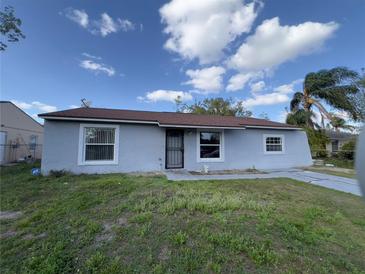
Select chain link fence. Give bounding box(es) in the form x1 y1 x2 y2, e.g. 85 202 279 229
0 144 42 164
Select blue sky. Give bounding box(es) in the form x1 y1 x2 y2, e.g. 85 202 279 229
1 0 364 123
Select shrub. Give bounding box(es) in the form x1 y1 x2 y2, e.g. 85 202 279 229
338 140 356 160
49 169 70 177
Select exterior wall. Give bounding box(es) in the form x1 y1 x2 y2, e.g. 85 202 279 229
0 102 43 164
325 138 353 153
42 120 312 174
184 128 312 171
41 120 165 174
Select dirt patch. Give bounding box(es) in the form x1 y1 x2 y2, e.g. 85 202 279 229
158 246 170 261
95 222 115 245
117 217 128 226
0 211 23 220
0 230 17 239
22 232 47 240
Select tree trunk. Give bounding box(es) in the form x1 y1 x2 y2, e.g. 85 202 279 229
303 88 314 128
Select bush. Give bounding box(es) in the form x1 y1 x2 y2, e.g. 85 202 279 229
49 169 70 177
338 140 356 160
305 128 329 158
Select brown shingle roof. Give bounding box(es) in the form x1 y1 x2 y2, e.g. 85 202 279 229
38 107 300 129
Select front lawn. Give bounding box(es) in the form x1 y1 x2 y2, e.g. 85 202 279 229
1 164 365 273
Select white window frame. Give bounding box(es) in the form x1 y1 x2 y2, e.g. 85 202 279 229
78 123 119 165
263 134 285 154
197 129 224 162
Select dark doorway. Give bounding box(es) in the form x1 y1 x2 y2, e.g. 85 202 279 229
166 130 184 169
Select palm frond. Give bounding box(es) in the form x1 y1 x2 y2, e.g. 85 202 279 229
289 92 304 111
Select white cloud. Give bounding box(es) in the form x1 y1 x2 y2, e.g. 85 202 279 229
241 78 304 108
228 17 339 71
242 92 290 108
160 0 261 64
276 110 288 123
63 8 135 37
11 100 32 110
250 81 265 93
94 13 135 37
226 71 263 92
64 8 89 28
80 60 115 76
81 52 101 60
273 79 303 94
138 90 193 103
31 101 58 112
184 66 226 93
11 100 57 113
69 105 80 109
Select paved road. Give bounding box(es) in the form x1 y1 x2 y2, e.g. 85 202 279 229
164 169 362 196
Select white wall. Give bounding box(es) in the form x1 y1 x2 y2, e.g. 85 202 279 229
41 120 312 174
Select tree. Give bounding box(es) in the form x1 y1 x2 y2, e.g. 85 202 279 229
288 67 361 129
0 6 25 51
178 97 252 117
329 116 354 132
349 69 365 121
286 109 318 128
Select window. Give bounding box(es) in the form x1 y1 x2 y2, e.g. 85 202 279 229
29 135 37 150
78 124 119 165
264 134 284 154
197 131 224 162
331 140 339 152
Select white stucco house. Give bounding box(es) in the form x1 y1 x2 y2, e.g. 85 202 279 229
38 107 312 174
325 130 356 154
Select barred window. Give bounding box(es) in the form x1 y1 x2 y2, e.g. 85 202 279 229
264 135 284 153
79 125 119 165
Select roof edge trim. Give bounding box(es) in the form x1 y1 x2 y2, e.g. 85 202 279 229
245 125 302 130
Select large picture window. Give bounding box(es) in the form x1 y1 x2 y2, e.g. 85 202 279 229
197 131 224 162
78 124 119 165
263 134 284 154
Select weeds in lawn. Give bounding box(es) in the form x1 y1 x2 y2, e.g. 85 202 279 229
170 231 188 246
130 211 153 223
138 222 152 237
1 164 365 273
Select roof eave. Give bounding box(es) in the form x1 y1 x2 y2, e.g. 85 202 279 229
245 125 302 130
39 116 299 130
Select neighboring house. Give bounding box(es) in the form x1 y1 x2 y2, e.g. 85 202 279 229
39 107 312 174
325 130 356 154
0 101 43 164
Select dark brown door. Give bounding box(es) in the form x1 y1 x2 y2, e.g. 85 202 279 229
166 130 184 169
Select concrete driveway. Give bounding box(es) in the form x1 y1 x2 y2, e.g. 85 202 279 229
164 169 362 196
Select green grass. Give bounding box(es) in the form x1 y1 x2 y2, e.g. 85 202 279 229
306 168 357 179
1 163 365 273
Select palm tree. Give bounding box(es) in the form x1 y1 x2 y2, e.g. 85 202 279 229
288 67 360 129
329 116 354 132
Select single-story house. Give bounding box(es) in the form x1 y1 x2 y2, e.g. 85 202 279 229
0 101 43 164
325 130 356 154
38 107 312 174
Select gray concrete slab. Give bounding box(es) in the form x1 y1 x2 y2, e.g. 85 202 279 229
164 169 362 196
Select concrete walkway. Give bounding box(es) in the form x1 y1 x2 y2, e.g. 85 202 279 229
164 169 362 196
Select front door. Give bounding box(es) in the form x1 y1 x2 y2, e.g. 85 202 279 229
166 130 184 169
